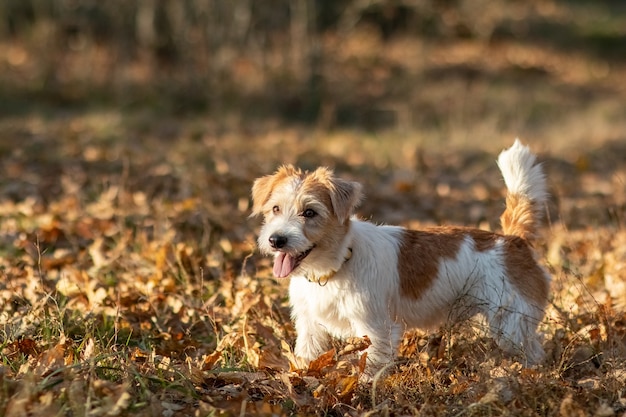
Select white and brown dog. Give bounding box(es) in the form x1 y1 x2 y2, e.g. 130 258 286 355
251 140 550 373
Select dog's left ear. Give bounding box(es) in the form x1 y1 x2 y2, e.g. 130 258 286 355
328 177 363 224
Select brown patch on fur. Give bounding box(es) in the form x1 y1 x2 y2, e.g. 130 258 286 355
298 173 343 242
307 168 362 223
503 236 550 306
501 193 537 240
466 229 500 252
398 227 522 299
296 167 362 252
398 227 465 300
399 226 548 306
300 174 334 210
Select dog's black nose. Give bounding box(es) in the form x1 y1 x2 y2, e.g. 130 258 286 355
269 234 287 249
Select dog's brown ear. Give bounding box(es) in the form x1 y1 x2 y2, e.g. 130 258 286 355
251 175 274 216
251 165 301 216
329 177 363 224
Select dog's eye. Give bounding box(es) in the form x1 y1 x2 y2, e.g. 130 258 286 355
272 205 280 214
302 208 317 218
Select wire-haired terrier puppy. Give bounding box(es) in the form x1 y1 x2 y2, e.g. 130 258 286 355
251 140 550 374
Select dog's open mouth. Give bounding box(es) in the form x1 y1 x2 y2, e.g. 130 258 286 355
273 246 315 278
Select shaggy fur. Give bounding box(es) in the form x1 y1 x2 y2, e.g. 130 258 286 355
251 140 550 373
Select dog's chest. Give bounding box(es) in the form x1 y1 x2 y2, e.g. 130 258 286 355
289 278 355 335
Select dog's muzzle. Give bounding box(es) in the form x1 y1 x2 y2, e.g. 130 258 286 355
269 233 315 278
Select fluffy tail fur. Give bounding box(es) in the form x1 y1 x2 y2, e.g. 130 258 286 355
497 139 548 240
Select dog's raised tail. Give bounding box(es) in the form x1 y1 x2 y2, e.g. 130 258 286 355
497 139 548 241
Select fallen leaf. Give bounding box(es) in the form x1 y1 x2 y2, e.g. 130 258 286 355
307 349 336 376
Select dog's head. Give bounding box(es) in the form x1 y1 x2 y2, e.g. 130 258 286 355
251 165 362 278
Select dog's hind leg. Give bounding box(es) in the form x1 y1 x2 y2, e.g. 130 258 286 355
486 299 545 366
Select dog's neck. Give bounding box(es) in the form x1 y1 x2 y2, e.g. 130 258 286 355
305 246 352 286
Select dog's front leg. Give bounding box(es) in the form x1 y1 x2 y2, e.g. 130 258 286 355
293 315 331 363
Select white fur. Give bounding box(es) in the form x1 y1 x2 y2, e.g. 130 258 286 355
497 139 547 205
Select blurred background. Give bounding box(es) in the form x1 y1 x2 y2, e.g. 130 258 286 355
1 0 625 151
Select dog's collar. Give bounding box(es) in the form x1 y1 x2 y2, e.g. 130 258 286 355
305 247 352 286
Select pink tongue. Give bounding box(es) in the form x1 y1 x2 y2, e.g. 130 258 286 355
273 252 296 278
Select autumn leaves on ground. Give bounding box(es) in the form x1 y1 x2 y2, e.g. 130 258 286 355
2 2 626 416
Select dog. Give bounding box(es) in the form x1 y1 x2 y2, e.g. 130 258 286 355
251 140 550 373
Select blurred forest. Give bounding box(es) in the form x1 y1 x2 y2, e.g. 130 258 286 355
1 0 625 139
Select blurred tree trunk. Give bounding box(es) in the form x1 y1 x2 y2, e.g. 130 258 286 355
0 1 6 36
290 0 309 81
136 0 156 51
